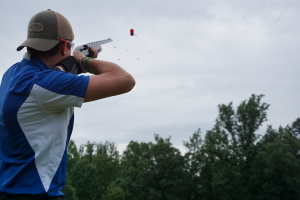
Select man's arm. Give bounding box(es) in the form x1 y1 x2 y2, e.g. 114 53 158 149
73 49 135 103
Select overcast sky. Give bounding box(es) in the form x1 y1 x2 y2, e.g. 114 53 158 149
0 0 299 154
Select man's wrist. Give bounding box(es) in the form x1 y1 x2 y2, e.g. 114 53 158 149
83 57 93 73
73 50 85 64
79 56 87 73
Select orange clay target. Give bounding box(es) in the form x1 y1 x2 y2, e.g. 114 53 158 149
130 29 134 36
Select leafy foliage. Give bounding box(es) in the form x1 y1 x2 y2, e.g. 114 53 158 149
62 94 300 200
102 183 125 200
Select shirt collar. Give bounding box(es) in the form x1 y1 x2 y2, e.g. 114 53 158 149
22 52 51 71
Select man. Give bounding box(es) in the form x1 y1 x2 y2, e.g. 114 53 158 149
0 9 135 199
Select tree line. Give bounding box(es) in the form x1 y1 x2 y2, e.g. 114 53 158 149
62 94 300 200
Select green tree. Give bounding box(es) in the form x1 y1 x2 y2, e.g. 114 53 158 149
289 117 300 139
67 140 80 173
78 144 84 158
102 183 125 200
215 94 269 199
64 140 80 200
183 128 206 200
117 135 187 200
62 173 77 200
250 122 300 200
70 158 105 200
93 141 122 188
184 94 270 199
84 141 95 163
204 119 242 200
64 94 300 199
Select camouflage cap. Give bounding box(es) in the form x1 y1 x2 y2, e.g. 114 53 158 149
17 9 74 51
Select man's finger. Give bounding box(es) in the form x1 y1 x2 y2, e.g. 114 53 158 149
90 47 98 58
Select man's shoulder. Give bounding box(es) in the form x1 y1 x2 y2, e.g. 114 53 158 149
1 61 36 91
2 54 89 99
3 57 41 79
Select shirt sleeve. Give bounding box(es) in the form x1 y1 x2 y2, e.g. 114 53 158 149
34 70 90 113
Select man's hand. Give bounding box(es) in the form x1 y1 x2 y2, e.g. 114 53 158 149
89 47 98 59
54 43 100 74
73 47 98 62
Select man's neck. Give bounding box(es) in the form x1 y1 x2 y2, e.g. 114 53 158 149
41 58 57 70
34 54 64 70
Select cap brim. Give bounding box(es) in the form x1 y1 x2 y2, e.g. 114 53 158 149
17 38 60 51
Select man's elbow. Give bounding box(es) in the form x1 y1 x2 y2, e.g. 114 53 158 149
125 74 136 92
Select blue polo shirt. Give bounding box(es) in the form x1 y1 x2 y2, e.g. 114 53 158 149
0 53 89 198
